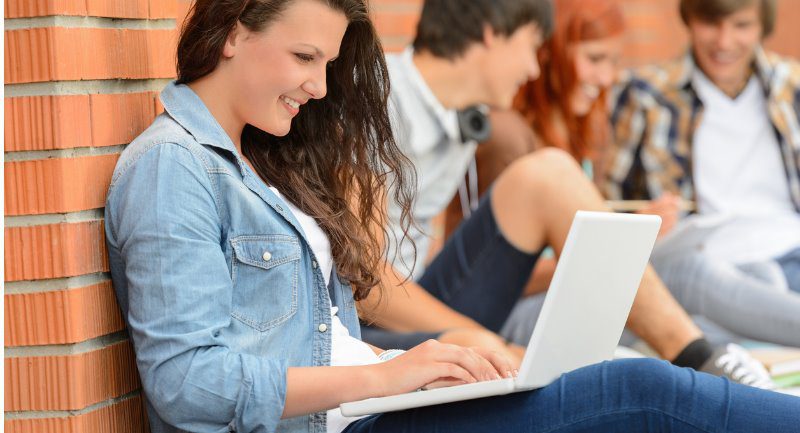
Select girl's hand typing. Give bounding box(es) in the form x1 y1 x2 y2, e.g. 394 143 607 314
369 339 515 397
437 327 524 368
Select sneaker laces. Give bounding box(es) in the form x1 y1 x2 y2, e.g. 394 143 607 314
714 344 775 389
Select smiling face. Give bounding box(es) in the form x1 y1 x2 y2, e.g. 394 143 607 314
480 23 544 109
222 0 349 136
569 35 623 116
687 3 762 96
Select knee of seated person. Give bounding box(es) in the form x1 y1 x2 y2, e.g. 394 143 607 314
605 358 679 392
651 250 710 277
484 110 535 152
478 129 531 164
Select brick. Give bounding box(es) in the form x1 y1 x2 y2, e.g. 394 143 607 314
4 221 109 282
90 92 159 150
86 0 148 19
5 281 124 346
4 0 86 18
622 40 686 67
4 28 176 84
4 154 119 216
176 0 192 23
623 14 679 33
5 341 141 411
149 0 177 19
380 37 412 53
5 395 146 433
372 11 419 39
4 0 175 19
4 27 63 84
5 92 158 151
4 95 91 151
766 0 800 59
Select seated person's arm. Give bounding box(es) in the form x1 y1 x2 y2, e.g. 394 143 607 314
359 261 526 366
359 174 526 365
357 184 483 333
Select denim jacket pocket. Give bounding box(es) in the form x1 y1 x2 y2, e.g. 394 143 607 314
230 234 300 331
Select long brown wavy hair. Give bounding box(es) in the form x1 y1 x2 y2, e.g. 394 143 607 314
515 0 624 166
176 0 416 301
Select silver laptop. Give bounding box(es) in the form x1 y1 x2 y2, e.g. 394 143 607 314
340 211 661 416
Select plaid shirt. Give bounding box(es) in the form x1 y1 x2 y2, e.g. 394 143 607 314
605 47 800 213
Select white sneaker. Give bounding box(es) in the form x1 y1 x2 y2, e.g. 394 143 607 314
699 343 775 390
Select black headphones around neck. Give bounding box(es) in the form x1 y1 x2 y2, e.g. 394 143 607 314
457 105 491 144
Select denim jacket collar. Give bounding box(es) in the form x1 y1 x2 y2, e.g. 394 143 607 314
160 81 239 155
160 81 312 243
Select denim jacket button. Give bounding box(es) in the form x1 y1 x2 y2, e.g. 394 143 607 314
312 260 318 269
262 251 272 261
318 323 328 333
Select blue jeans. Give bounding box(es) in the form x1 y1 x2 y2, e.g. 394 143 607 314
343 358 800 433
361 190 540 349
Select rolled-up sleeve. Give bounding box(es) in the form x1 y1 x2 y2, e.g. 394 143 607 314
106 143 287 432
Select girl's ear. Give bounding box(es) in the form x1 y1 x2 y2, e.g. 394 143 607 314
222 22 243 58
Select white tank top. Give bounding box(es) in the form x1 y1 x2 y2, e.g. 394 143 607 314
268 188 380 433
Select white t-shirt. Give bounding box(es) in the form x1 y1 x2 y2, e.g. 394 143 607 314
385 47 479 280
691 70 800 264
268 188 380 433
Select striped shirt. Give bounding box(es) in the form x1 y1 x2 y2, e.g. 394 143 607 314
605 47 800 213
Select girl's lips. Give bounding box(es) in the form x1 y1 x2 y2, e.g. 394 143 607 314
582 84 600 100
281 97 300 116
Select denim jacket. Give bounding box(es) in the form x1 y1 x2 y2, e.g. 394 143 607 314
105 82 360 433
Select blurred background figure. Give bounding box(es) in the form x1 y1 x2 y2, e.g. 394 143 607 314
360 0 757 386
606 0 800 348
444 0 800 354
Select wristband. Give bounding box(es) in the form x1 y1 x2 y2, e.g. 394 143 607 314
377 349 406 362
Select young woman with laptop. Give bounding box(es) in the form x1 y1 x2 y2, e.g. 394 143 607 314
105 0 800 432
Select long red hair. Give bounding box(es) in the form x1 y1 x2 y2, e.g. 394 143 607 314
514 0 625 164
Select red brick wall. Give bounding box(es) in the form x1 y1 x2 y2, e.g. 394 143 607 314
4 1 177 431
4 0 799 430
